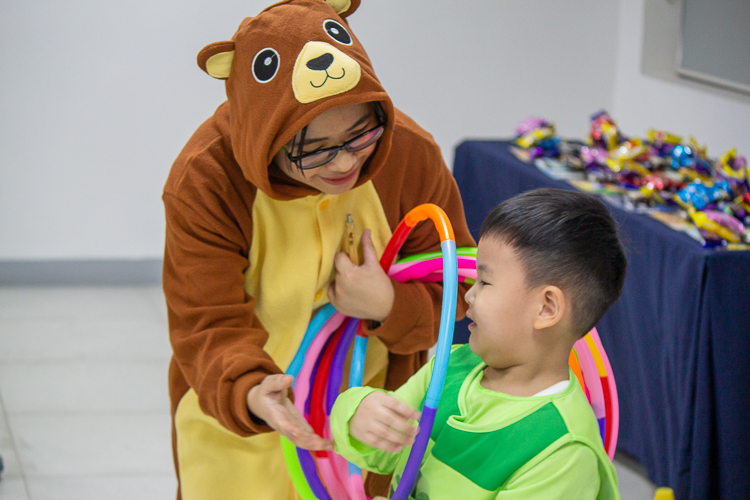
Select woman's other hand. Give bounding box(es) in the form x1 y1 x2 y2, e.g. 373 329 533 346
329 229 394 322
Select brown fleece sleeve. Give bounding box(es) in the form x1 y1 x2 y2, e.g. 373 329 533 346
366 113 475 354
163 191 280 437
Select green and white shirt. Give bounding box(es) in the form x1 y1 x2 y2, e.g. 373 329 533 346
331 344 620 500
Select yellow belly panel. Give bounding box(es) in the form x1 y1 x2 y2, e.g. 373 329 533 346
245 180 392 377
174 181 394 497
175 388 298 500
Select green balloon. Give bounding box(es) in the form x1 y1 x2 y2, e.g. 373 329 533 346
280 436 317 500
396 246 476 264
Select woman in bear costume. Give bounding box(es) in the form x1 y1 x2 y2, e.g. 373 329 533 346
163 1 474 498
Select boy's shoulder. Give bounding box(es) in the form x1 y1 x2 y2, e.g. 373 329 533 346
550 374 605 445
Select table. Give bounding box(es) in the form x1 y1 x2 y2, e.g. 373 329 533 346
451 140 750 500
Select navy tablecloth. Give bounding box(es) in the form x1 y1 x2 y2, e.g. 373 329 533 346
451 140 750 500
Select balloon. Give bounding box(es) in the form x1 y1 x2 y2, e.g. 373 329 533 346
282 203 621 498
282 204 459 500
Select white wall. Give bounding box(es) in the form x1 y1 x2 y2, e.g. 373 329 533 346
0 0 620 261
612 0 750 156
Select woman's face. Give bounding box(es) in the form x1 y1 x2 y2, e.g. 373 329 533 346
273 103 381 195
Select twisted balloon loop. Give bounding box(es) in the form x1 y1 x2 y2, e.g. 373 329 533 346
282 203 618 499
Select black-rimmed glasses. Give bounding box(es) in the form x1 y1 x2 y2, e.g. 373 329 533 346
282 122 385 170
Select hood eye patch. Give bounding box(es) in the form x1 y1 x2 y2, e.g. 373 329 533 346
252 48 280 83
323 19 352 45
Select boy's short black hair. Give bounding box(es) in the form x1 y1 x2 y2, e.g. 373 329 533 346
480 188 628 337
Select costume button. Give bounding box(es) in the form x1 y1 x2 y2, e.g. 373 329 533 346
314 289 324 301
319 199 330 210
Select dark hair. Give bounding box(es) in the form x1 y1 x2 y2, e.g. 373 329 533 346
480 188 627 337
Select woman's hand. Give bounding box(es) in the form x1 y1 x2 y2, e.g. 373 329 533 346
348 392 420 453
328 229 394 322
246 374 333 451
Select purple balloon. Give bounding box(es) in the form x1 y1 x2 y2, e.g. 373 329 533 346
326 318 360 413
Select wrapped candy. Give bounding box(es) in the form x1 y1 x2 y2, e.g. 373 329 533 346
589 111 622 150
689 209 741 243
716 148 749 190
704 209 745 236
515 117 548 137
671 144 694 169
642 173 685 193
513 114 748 249
529 137 562 159
580 146 609 167
648 129 682 155
672 138 713 178
514 117 561 157
738 193 750 213
676 179 732 211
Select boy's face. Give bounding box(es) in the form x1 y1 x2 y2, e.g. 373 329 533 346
465 237 541 369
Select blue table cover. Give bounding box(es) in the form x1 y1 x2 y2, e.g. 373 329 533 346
451 140 750 500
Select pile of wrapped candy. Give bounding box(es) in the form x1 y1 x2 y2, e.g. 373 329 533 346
514 112 750 250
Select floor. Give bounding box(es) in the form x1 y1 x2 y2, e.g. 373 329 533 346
0 286 658 499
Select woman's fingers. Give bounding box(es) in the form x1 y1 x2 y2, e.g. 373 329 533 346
360 229 378 267
282 400 333 451
262 374 294 395
264 400 300 436
267 405 332 450
247 374 332 450
293 431 334 451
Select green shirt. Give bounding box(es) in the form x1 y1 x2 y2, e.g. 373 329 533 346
331 344 620 500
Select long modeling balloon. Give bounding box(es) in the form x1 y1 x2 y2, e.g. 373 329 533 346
586 328 619 459
284 203 459 500
575 337 606 436
388 205 458 500
570 328 620 460
283 203 619 498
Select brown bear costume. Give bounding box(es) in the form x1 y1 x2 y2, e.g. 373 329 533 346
162 1 474 498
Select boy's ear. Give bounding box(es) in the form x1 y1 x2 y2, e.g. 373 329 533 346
197 41 236 79
324 0 361 18
534 285 565 330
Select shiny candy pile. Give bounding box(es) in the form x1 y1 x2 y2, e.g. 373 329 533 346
514 112 750 249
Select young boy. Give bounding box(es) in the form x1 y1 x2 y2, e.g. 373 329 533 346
331 188 627 499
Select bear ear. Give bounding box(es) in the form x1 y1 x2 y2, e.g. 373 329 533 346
197 41 236 79
324 0 360 18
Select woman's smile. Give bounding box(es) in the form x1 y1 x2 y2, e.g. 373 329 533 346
319 165 361 185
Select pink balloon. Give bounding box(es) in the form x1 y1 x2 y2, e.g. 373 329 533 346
312 422 349 500
388 257 476 276
389 257 476 282
294 312 345 413
574 337 606 420
324 423 357 498
588 328 619 460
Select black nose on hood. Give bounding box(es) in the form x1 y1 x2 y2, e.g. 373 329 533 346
306 53 334 71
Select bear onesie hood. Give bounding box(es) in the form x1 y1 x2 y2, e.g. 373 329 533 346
197 0 393 200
